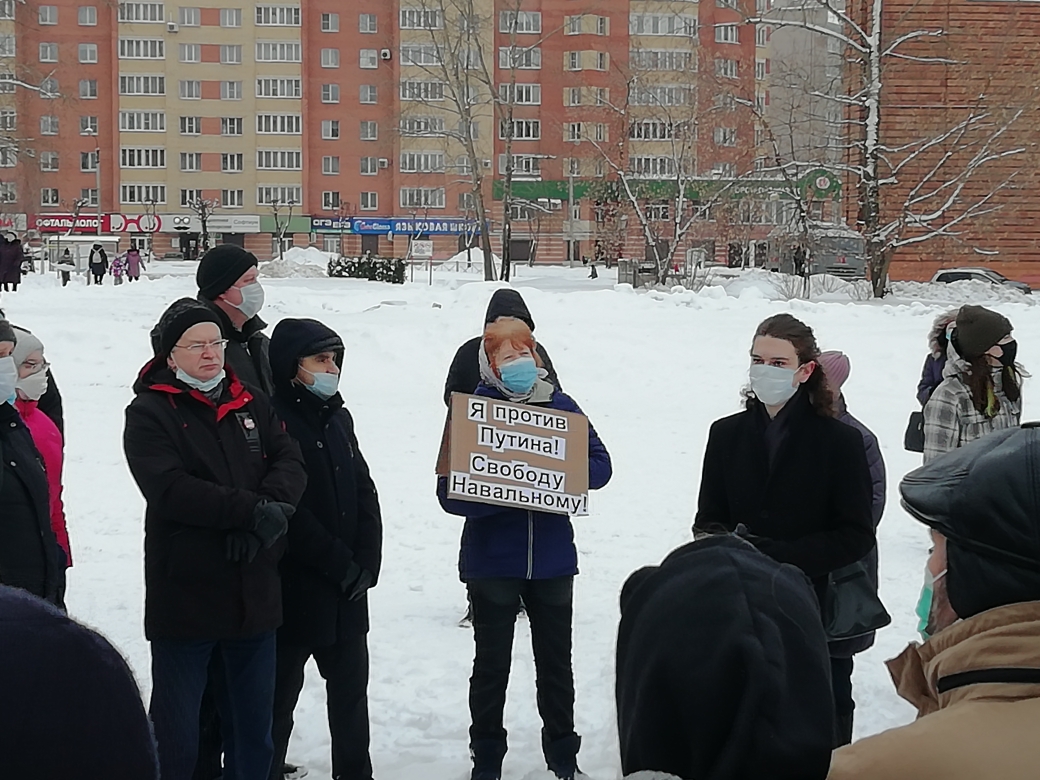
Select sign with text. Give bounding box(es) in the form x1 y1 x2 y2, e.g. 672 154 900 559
439 393 589 516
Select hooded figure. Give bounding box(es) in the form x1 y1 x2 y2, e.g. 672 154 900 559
917 309 959 406
268 318 383 780
0 233 21 291
88 243 108 284
617 536 835 780
442 289 561 406
829 425 1040 780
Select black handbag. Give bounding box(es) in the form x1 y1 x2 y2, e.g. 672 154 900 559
823 561 891 641
904 411 925 453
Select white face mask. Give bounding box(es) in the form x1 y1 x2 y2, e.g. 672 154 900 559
0 356 16 405
749 363 800 407
231 282 265 319
16 368 48 401
176 367 225 393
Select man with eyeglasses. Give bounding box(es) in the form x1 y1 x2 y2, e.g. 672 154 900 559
124 298 306 780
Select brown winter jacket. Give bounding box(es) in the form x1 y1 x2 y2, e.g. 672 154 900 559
827 602 1040 780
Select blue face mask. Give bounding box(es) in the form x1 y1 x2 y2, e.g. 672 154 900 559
498 357 538 394
915 566 948 642
302 367 340 400
176 367 225 393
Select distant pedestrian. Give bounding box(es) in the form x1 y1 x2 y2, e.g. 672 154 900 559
126 247 145 282
56 248 75 287
88 243 108 285
917 309 959 406
0 233 22 292
111 253 127 286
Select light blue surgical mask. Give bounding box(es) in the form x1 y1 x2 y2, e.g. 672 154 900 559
302 367 340 400
499 357 538 394
0 356 17 406
176 367 225 393
915 566 948 642
749 363 800 407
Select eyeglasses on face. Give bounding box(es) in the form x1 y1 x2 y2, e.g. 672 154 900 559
173 339 228 354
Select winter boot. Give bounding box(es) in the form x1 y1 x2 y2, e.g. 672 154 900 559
470 738 507 780
543 732 582 780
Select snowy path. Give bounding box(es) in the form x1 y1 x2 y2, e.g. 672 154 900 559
4 269 1038 780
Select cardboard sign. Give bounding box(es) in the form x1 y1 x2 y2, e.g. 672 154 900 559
437 393 590 516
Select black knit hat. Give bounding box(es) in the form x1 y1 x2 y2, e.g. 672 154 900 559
0 318 15 345
155 298 223 357
901 426 1040 619
195 244 258 300
953 305 1012 361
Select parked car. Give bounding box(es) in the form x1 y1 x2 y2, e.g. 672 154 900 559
160 251 185 261
931 267 1032 294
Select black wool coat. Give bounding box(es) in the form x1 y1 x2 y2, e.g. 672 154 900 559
123 363 306 641
271 386 383 645
695 392 875 600
0 403 64 603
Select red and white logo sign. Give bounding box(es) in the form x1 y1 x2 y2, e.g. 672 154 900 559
29 214 110 233
108 213 161 233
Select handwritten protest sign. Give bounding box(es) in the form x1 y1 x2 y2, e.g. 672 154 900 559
437 393 590 516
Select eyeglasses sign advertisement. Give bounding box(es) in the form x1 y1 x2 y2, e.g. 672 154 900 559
437 393 590 516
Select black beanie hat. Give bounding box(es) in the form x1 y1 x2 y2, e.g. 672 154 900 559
953 305 1012 361
0 318 15 345
156 298 223 357
196 244 258 300
901 426 1040 619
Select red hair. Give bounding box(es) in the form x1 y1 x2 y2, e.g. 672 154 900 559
483 317 542 373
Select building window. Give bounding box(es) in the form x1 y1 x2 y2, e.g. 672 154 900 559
121 111 166 131
629 14 697 36
714 126 737 146
80 188 98 206
119 38 165 59
360 49 378 68
256 113 301 134
221 81 242 100
221 45 242 64
41 188 60 206
399 8 441 29
222 189 244 207
360 121 377 140
179 115 200 134
715 24 739 44
40 78 59 98
360 156 378 175
0 0 11 18
78 5 97 24
359 13 376 32
597 52 608 70
500 119 540 140
756 59 767 80
0 110 14 131
255 41 302 62
400 116 445 136
399 151 444 173
179 43 200 63
40 115 59 135
360 85 376 104
0 147 15 167
497 154 541 177
458 192 474 211
39 43 57 62
179 80 201 99
499 11 540 33
80 116 98 134
180 189 203 206
321 12 338 31
629 156 676 177
119 75 165 95
79 43 98 63
118 3 163 22
715 58 739 79
179 6 200 25
717 0 737 7
80 151 99 171
756 25 769 46
399 187 445 209
400 80 445 101
322 119 340 139
322 84 340 103
499 47 541 69
255 5 301 26
39 5 58 24
257 185 300 204
360 191 377 210
120 147 166 168
565 122 581 143
255 77 301 98
221 152 244 171
322 156 340 175
220 7 241 26
0 183 16 203
221 117 243 136
322 191 340 209
40 152 60 172
499 83 541 105
256 149 302 170
180 152 202 171
321 48 340 68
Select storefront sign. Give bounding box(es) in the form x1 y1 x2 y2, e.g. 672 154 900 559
30 214 110 233
108 213 263 234
310 217 355 233
349 217 477 235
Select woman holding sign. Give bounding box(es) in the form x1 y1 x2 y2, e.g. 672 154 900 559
437 317 612 780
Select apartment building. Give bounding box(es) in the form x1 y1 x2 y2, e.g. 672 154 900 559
3 0 767 262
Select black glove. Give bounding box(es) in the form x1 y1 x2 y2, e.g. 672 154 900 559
251 501 295 548
348 569 375 602
226 531 262 563
340 561 363 594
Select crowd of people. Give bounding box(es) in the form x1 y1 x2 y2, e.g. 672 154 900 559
0 249 1038 780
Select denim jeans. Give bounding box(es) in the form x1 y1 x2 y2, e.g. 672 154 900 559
150 631 276 780
466 576 576 745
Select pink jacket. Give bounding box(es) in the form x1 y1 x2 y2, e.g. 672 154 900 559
15 398 71 566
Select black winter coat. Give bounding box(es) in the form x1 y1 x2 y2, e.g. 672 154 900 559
37 368 63 435
271 387 382 644
123 362 306 641
0 403 64 602
88 248 108 274
695 392 875 601
196 296 275 397
442 289 560 406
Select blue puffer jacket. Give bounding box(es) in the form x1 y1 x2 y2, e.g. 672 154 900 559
438 383 612 581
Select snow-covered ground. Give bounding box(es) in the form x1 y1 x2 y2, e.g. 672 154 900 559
3 264 1038 780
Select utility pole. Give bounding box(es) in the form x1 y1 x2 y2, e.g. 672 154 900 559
567 169 575 267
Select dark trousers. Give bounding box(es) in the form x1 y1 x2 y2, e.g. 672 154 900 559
271 633 372 780
92 273 104 285
467 576 576 746
60 271 70 286
830 656 855 747
1 282 16 291
192 655 225 780
150 631 276 780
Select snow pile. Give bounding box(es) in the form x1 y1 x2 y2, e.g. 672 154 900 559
282 246 335 266
889 278 1035 305
438 248 502 271
259 257 327 279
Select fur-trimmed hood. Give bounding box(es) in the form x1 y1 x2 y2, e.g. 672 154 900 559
928 309 961 359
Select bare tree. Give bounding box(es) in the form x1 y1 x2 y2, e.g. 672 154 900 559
749 0 1037 297
269 199 296 262
185 196 221 252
